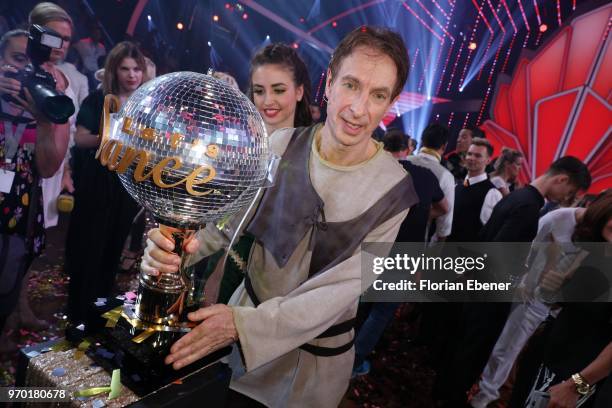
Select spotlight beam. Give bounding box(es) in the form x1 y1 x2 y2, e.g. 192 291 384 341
401 1 443 42
240 0 333 54
413 0 455 41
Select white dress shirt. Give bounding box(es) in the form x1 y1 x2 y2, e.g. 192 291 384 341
464 173 503 224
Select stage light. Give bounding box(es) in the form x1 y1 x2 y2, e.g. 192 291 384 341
147 15 151 21
501 33 518 73
292 42 299 49
468 42 477 50
448 112 455 128
207 41 212 47
539 24 548 32
447 41 465 92
299 17 305 23
177 22 184 30
517 0 529 30
213 15 219 22
332 21 337 28
266 35 270 40
242 13 248 20
534 0 542 25
225 3 231 9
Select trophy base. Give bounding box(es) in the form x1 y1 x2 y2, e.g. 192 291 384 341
74 298 232 397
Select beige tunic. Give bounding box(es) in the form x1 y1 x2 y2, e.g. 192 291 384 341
192 126 409 407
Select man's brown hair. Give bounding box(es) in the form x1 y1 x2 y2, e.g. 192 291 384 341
471 137 494 157
328 26 409 100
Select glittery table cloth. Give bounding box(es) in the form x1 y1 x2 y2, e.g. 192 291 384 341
25 347 138 407
20 337 232 408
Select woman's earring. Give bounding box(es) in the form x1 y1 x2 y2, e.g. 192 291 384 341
323 95 329 104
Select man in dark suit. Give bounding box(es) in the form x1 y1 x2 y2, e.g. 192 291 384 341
447 138 501 242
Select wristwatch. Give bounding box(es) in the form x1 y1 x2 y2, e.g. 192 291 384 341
571 373 591 396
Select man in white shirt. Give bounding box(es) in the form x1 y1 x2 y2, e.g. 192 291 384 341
406 123 455 241
447 137 502 242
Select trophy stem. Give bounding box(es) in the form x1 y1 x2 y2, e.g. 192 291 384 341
135 224 204 326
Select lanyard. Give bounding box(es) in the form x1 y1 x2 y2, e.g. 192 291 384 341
2 120 27 163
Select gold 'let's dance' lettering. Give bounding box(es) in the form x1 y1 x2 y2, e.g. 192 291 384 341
97 94 217 195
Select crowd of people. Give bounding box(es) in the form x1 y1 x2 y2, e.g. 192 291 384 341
0 2 610 408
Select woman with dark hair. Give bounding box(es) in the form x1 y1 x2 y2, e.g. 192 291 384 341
203 44 314 305
248 43 313 133
572 190 612 243
64 41 146 326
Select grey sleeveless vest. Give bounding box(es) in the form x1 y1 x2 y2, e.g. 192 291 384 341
244 125 418 356
246 125 418 279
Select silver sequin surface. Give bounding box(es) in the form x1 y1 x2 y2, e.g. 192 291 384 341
107 72 269 228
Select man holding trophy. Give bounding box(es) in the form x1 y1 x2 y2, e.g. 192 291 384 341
141 26 417 407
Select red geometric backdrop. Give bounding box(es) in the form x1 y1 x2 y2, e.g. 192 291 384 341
482 3 611 194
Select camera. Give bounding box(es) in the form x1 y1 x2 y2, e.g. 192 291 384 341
1 24 74 124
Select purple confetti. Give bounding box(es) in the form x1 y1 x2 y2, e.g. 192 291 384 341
52 367 66 377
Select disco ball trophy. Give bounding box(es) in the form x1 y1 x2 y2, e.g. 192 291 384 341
92 72 270 394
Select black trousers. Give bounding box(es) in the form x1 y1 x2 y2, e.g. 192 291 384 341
434 301 512 405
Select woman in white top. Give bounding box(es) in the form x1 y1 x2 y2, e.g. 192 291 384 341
489 147 523 196
28 2 89 224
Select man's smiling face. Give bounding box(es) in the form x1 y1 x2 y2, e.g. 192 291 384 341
323 46 399 152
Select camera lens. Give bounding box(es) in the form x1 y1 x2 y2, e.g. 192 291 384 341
44 94 75 123
28 83 75 123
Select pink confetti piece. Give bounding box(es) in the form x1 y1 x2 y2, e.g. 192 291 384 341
125 292 137 301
